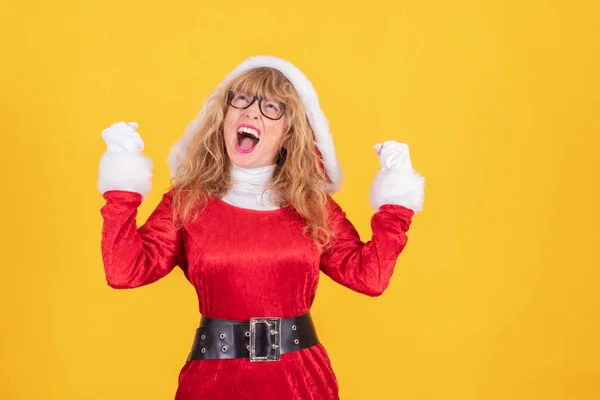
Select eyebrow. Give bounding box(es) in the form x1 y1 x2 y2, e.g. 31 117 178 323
240 90 282 102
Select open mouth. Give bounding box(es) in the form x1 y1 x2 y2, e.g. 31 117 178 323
235 124 261 153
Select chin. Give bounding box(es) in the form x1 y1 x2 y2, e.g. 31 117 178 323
230 158 255 168
226 150 257 169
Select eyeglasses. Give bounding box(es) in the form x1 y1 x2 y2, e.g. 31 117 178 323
227 88 286 120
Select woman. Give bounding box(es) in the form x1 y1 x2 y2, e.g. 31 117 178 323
97 56 425 399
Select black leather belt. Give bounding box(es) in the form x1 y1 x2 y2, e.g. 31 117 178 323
187 312 319 362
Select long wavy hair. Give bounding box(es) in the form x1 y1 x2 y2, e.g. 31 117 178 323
170 67 334 250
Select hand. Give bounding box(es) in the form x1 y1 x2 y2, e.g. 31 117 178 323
374 141 413 172
370 140 424 213
101 121 144 153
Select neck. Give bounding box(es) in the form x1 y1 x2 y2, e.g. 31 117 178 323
221 163 282 210
231 164 276 187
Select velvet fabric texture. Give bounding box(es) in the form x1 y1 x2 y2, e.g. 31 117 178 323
100 190 414 399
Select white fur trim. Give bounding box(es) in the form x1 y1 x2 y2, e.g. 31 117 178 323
168 56 342 193
98 152 153 199
369 169 425 213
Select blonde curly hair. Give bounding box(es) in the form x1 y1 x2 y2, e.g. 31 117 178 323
170 67 334 250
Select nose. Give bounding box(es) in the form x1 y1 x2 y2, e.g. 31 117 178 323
245 102 261 120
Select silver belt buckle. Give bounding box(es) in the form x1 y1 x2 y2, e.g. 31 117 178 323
249 317 281 362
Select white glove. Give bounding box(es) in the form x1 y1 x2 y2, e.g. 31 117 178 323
370 140 425 213
102 121 144 153
374 141 413 172
97 121 153 199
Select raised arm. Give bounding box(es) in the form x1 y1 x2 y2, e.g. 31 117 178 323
97 122 185 289
100 190 184 289
320 199 414 296
320 141 425 296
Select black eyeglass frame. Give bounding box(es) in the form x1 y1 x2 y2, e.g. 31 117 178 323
227 88 287 121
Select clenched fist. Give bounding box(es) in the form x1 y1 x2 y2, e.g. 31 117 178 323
374 141 413 172
370 140 425 213
101 121 144 153
98 121 153 199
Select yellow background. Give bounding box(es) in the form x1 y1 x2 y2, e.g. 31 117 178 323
1 1 599 399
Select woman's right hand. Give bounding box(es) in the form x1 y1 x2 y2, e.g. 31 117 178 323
101 121 144 153
98 121 153 199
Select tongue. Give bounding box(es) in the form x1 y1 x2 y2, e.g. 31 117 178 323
239 137 257 149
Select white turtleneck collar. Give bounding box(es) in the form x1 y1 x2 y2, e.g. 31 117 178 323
220 164 282 210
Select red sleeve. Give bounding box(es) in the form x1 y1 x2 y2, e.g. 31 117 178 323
100 190 185 289
320 197 414 296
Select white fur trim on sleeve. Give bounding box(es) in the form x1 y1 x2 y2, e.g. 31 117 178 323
369 169 425 213
97 152 153 199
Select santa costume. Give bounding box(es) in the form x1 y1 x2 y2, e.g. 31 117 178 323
98 56 425 399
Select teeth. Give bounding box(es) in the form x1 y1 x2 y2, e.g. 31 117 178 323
237 126 259 139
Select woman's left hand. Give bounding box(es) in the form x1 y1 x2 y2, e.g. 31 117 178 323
374 141 413 172
369 140 425 213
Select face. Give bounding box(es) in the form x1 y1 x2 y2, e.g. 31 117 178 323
223 91 287 169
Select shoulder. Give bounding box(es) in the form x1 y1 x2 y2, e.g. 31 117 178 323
154 187 186 216
324 195 346 220
159 186 215 223
324 194 339 209
158 187 176 204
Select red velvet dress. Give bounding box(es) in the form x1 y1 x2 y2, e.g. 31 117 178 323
100 189 414 399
